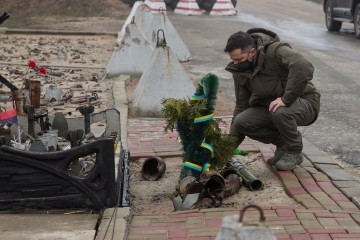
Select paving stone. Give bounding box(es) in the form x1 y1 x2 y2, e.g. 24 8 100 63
127 229 167 236
303 145 328 156
286 187 308 197
307 156 336 164
267 220 301 226
337 201 359 210
187 217 205 226
301 158 314 168
318 182 343 194
282 180 303 188
275 209 297 218
284 224 306 234
336 218 360 227
289 233 312 239
187 228 219 237
303 166 320 174
307 229 347 234
315 165 356 181
168 228 187 238
128 234 167 239
268 225 287 234
304 185 323 193
340 187 360 199
266 216 298 221
295 172 313 179
275 233 291 239
130 218 151 227
309 234 332 240
330 193 351 202
333 181 360 188
318 218 340 227
351 213 360 224
272 205 305 210
324 205 344 212
330 233 360 239
205 219 222 228
315 212 351 218
296 212 317 220
150 217 187 223
312 173 331 182
347 227 360 233
352 197 360 209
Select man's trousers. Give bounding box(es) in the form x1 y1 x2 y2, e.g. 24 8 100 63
229 98 319 153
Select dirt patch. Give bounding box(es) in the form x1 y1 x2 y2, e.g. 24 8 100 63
1 0 129 31
0 34 117 118
130 154 299 215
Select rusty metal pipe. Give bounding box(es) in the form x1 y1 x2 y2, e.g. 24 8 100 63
141 156 166 181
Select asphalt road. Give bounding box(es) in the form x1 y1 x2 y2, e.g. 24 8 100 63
169 0 360 166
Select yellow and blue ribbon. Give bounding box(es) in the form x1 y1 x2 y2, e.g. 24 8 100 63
183 161 203 172
203 163 211 172
190 94 205 101
194 113 214 123
201 141 215 158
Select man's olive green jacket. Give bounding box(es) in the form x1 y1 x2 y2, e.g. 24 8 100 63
225 28 320 123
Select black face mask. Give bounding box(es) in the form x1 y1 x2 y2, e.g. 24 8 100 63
233 59 253 72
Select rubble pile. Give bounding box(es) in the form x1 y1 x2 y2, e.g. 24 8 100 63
0 34 115 118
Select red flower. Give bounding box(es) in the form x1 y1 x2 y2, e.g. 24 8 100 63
39 67 47 75
28 60 37 69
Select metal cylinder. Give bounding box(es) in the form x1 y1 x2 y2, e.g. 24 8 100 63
141 156 166 181
227 158 263 191
29 80 41 108
11 90 24 115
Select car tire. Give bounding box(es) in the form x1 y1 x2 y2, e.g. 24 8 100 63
355 5 360 39
325 1 342 31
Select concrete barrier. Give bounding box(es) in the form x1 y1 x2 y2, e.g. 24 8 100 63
144 12 192 62
130 40 195 117
210 0 237 16
107 21 153 76
118 1 154 41
144 0 167 13
174 0 202 15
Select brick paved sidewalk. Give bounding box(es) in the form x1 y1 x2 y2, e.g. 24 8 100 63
127 118 360 240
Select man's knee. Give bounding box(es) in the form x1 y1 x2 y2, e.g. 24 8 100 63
230 114 252 134
270 107 292 124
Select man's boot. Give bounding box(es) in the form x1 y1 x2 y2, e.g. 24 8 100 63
267 147 286 165
275 152 303 171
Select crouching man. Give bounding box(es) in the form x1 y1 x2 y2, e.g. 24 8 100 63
224 28 320 171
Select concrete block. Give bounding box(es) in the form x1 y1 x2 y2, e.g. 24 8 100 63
96 207 131 240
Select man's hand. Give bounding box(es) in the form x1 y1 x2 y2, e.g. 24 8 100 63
269 97 285 112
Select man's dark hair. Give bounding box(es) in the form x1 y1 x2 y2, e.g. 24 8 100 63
224 31 254 53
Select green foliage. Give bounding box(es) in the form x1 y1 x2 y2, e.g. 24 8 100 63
161 73 236 169
161 98 207 132
205 120 237 167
